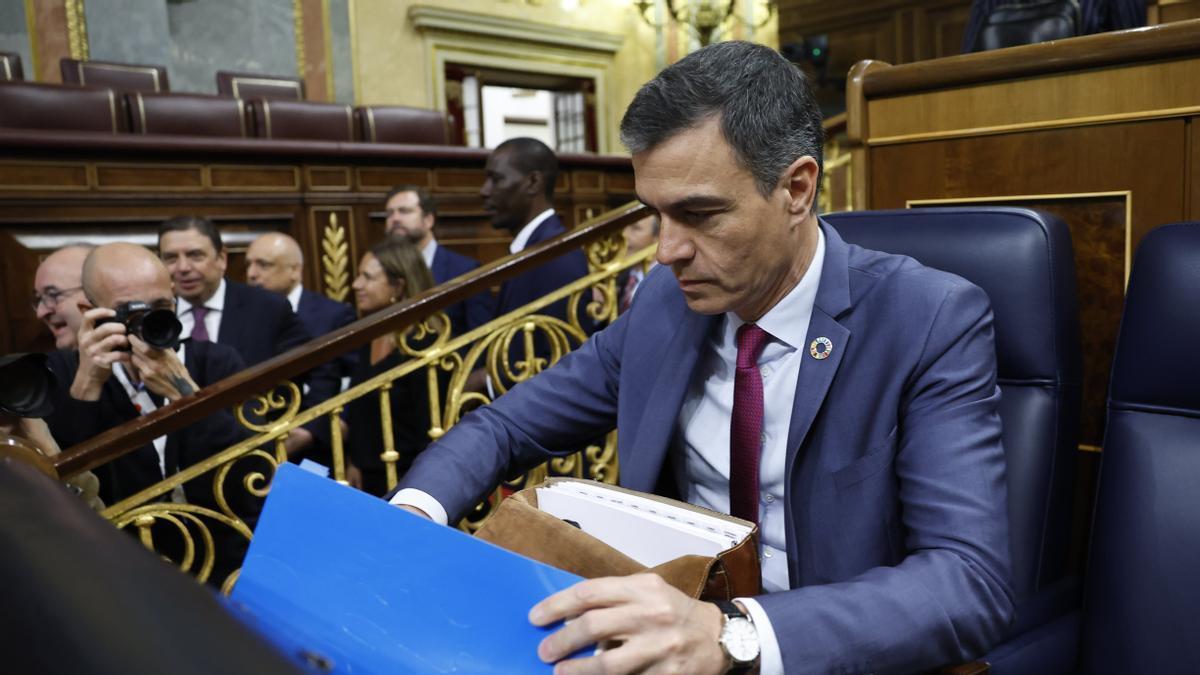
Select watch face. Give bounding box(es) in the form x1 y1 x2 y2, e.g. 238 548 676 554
721 617 760 663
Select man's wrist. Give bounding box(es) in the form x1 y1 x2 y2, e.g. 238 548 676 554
70 371 104 401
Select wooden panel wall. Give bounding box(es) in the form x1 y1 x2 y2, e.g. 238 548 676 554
0 152 634 355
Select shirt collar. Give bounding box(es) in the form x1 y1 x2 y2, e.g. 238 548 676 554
287 284 303 313
509 209 556 254
723 227 825 351
421 239 438 269
177 277 227 315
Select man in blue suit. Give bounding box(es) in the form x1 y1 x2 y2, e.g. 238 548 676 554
384 185 493 338
158 217 340 456
392 42 1013 674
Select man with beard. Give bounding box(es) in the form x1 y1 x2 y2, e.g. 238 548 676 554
383 185 492 338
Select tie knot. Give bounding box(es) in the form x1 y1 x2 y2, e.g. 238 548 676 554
735 323 770 369
192 306 208 320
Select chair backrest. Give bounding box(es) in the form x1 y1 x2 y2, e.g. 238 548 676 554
825 207 1082 599
216 71 304 101
60 58 168 93
0 51 23 81
0 81 127 133
357 105 450 144
127 92 249 137
248 99 355 141
1078 222 1200 673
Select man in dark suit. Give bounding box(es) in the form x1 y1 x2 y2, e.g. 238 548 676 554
157 216 340 455
482 138 591 328
44 243 252 580
393 42 1012 674
384 184 493 338
245 231 358 384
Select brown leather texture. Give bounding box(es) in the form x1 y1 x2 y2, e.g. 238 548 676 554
475 479 762 601
0 52 23 81
216 71 304 101
128 92 249 137
60 58 168 93
249 99 355 141
0 81 126 134
357 105 449 144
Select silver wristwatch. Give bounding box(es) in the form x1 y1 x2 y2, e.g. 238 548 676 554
714 599 760 674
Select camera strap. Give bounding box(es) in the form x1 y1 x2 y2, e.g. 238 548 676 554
112 344 188 504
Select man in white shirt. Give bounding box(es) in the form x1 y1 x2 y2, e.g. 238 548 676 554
392 42 1012 674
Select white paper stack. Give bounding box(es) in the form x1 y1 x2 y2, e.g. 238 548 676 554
535 481 753 568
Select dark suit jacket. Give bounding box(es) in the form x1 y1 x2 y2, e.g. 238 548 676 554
401 221 1013 673
296 287 358 380
431 244 494 338
218 280 341 445
343 345 432 497
45 343 249 508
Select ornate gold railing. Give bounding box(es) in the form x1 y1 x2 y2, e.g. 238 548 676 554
86 204 655 591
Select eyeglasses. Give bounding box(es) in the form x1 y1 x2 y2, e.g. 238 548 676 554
30 286 83 311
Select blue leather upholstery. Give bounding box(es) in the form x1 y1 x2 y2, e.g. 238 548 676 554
826 207 1083 606
1077 222 1200 674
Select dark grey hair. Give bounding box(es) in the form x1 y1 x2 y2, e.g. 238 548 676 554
620 41 824 199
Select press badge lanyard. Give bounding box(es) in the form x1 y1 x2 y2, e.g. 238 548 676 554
112 344 187 503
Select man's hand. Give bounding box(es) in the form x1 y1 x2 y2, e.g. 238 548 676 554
283 427 314 456
70 307 127 401
529 573 727 675
129 335 199 402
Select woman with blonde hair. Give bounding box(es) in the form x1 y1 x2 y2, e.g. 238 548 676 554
344 235 436 496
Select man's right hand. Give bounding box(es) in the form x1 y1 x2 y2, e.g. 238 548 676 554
70 307 128 401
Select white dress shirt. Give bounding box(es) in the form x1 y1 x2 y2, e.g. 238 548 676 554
421 239 438 270
286 284 303 313
673 229 825 674
176 278 227 342
508 208 557 254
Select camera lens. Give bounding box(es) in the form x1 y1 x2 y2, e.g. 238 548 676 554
138 309 184 349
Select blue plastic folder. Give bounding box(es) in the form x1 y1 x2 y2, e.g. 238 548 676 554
228 463 588 674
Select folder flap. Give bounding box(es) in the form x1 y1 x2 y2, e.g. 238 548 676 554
231 464 586 674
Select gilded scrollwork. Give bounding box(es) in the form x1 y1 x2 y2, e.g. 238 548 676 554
100 206 659 589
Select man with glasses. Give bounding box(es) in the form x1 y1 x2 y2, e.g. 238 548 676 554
32 244 94 350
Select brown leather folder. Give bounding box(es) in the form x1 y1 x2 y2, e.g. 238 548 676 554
475 478 761 600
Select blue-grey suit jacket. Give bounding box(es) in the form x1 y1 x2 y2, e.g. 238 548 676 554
400 221 1014 672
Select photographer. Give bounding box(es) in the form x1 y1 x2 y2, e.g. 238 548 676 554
44 243 250 512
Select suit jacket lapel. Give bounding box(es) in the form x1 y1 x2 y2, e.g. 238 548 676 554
621 309 716 492
785 221 854 477
218 281 243 347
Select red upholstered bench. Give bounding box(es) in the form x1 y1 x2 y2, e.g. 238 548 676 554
0 81 126 133
127 92 250 138
60 58 168 93
356 105 450 145
248 99 356 141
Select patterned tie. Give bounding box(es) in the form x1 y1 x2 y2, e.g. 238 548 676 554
190 306 210 342
730 323 770 525
619 273 639 314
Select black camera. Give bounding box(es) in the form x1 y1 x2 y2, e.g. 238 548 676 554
97 301 184 350
0 353 56 418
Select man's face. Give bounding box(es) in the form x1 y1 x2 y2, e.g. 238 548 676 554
245 239 300 294
385 191 435 247
480 149 532 231
159 228 227 304
623 215 659 253
33 249 89 350
633 116 816 321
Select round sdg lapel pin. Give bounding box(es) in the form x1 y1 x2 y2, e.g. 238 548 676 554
809 336 833 360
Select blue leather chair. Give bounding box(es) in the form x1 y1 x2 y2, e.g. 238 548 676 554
1072 222 1200 673
825 207 1083 667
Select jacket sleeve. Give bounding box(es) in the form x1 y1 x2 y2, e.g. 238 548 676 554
756 281 1015 674
398 305 627 520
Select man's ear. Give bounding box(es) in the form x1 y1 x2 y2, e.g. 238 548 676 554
782 155 821 217
525 171 544 197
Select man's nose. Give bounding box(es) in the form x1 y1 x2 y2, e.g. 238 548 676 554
655 219 691 266
36 302 53 321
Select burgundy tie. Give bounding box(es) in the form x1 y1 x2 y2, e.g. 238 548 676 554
190 306 210 342
730 323 770 524
619 273 639 314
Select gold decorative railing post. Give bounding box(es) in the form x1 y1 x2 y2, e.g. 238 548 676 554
330 405 346 484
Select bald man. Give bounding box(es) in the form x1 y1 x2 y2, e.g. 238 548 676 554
43 243 250 513
246 232 356 379
32 244 93 350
